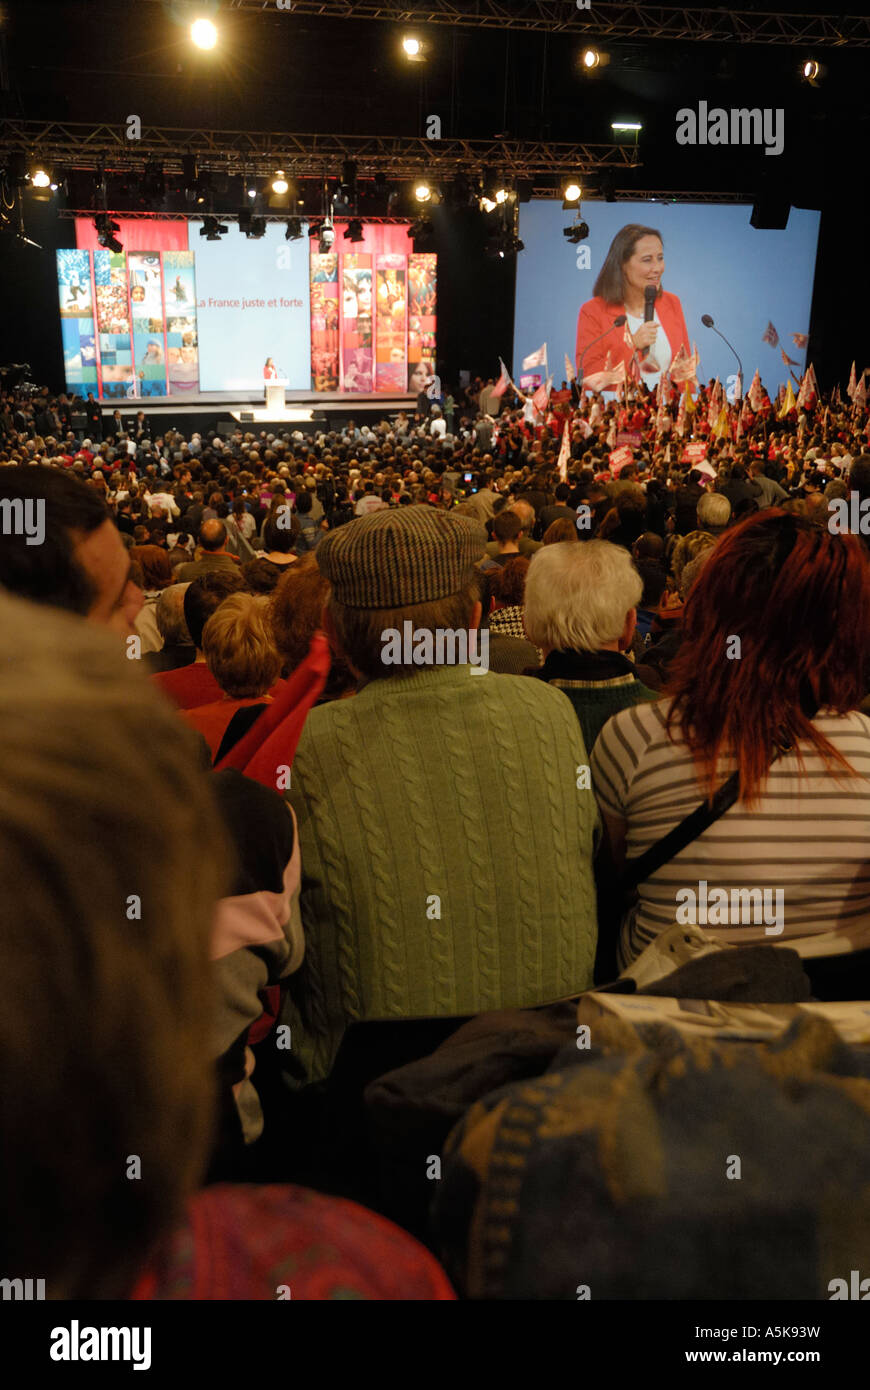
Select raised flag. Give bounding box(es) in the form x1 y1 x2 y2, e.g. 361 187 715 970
762 321 779 348
491 357 512 399
748 368 763 412
707 379 721 431
531 375 551 413
848 361 858 400
855 372 868 409
583 359 627 393
792 332 809 350
781 346 800 368
797 364 818 411
522 343 547 371
557 420 571 482
713 404 730 440
564 352 576 383
778 379 797 418
669 342 700 386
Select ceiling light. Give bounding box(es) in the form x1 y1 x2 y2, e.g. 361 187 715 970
31 168 50 188
200 216 228 241
191 18 218 50
582 48 600 69
271 170 289 195
415 181 432 203
611 121 642 132
563 220 590 244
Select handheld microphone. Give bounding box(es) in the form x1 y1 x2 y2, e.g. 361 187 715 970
577 315 626 389
643 286 657 322
702 314 743 399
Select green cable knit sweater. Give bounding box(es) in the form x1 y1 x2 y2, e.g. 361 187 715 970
281 665 600 1088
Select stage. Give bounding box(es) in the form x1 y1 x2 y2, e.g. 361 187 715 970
85 391 417 441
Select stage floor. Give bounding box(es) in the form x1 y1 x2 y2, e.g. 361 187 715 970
133 392 414 417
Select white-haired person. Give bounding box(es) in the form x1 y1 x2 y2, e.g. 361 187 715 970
524 540 659 754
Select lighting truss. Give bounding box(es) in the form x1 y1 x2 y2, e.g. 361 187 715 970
0 121 640 185
220 1 870 47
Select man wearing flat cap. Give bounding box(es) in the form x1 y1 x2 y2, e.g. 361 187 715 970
280 506 600 1090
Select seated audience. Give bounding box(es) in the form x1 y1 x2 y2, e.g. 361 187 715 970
591 510 870 969
525 540 658 753
152 570 248 709
0 589 451 1300
280 506 600 1088
181 593 282 759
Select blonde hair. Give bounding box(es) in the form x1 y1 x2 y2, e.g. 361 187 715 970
0 591 228 1297
202 591 281 698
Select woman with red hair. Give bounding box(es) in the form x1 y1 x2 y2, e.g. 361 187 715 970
591 510 870 969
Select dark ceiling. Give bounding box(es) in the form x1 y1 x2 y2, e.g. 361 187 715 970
1 0 866 206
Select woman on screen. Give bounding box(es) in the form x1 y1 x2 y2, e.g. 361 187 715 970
575 224 690 387
264 357 278 381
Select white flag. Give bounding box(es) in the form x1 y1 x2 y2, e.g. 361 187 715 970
564 352 576 383
522 343 547 371
557 421 571 482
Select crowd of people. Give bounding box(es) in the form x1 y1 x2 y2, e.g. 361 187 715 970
2 363 870 1300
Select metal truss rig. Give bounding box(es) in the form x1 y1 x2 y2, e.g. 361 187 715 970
224 0 870 47
0 121 641 182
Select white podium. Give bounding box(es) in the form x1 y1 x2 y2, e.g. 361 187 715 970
265 378 288 411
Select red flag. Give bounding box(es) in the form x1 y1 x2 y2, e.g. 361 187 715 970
491 358 512 399
762 321 779 348
797 364 818 411
216 632 330 783
748 368 763 411
791 332 809 350
531 376 551 413
781 346 800 368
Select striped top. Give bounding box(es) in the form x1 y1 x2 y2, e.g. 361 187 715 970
591 699 870 968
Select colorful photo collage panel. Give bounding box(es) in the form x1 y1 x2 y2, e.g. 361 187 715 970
58 248 200 399
309 245 437 393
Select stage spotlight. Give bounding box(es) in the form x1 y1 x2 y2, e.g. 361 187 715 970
598 170 617 203
562 180 582 209
486 228 524 259
402 35 426 62
415 180 432 203
285 217 304 240
29 164 54 202
200 216 227 240
563 219 590 244
191 18 218 50
801 59 825 85
582 48 600 69
94 214 123 253
495 187 509 204
245 216 266 239
612 121 642 133
181 154 199 202
344 218 364 242
318 221 335 253
409 215 435 249
271 170 289 195
141 160 165 202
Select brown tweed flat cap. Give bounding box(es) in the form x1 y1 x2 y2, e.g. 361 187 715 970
316 506 488 609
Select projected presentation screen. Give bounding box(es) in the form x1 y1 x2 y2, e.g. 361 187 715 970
514 201 820 397
63 219 437 399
